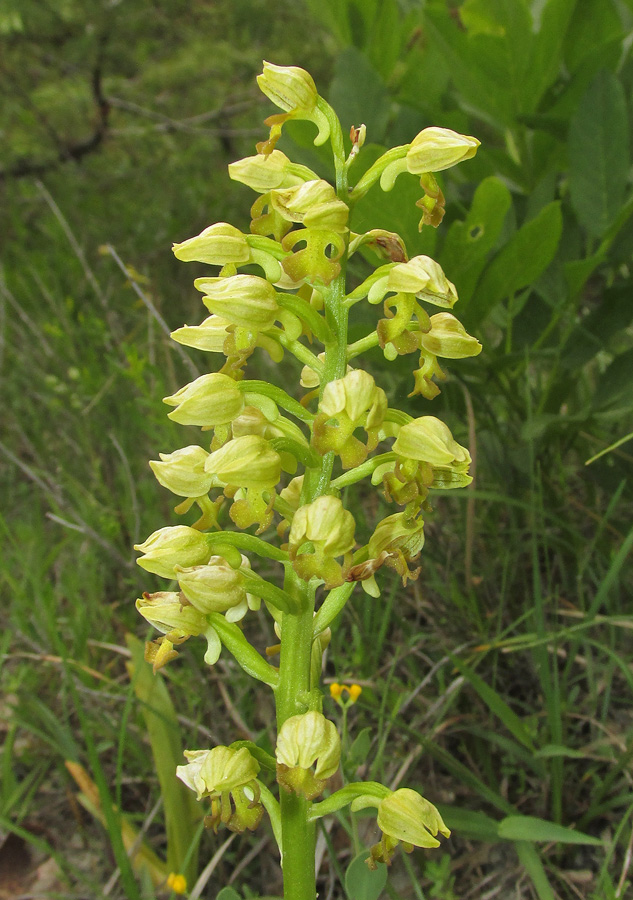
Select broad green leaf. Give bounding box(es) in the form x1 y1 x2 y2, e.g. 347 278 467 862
458 0 536 114
594 348 633 412
438 806 500 842
216 889 242 900
464 201 562 328
126 635 200 886
527 0 577 104
423 5 514 126
568 70 629 238
303 0 353 43
346 727 372 771
563 0 623 73
345 850 388 900
561 283 633 370
439 176 511 303
448 655 536 751
329 47 392 143
366 0 404 81
500 815 603 846
515 842 556 900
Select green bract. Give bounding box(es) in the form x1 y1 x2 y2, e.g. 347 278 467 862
135 61 480 894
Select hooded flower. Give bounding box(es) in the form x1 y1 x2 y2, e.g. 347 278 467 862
275 711 341 799
177 746 263 833
351 787 450 868
288 495 356 588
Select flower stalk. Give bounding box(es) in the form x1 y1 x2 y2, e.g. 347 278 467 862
134 62 481 899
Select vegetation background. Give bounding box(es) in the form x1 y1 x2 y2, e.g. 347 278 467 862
2 1 633 898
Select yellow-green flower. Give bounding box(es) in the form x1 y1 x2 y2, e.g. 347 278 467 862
276 711 341 800
177 745 263 834
351 787 450 868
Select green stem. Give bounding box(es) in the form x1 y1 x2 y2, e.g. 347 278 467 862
276 143 351 900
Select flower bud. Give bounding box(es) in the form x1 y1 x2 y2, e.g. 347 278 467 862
205 434 282 489
289 495 355 587
276 711 341 799
163 373 244 427
172 223 250 266
228 149 315 193
387 256 458 308
171 316 231 353
393 416 471 469
406 127 480 174
176 556 248 614
257 61 319 113
149 445 212 498
135 526 211 578
196 274 279 331
177 746 263 834
419 313 482 358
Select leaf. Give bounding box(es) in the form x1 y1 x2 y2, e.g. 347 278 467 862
216 889 242 900
329 47 392 143
527 0 578 103
438 806 500 842
499 815 603 846
515 842 556 900
535 744 589 760
366 0 405 81
448 655 537 752
345 851 388 900
439 176 512 303
422 5 514 126
594 348 633 411
464 201 562 328
126 635 200 886
346 727 372 771
568 70 630 238
563 0 623 73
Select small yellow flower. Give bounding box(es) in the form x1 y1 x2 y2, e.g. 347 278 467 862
348 684 362 703
329 682 362 706
166 872 187 894
329 683 343 700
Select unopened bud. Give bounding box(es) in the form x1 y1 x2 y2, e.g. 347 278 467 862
196 274 279 331
163 373 244 427
205 435 282 489
176 556 248 615
135 526 211 578
171 316 231 353
149 445 212 497
258 61 319 113
406 127 480 174
229 149 316 193
172 223 250 265
419 312 482 358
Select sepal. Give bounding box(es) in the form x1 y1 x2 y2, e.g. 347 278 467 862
176 746 263 834
288 495 355 588
275 711 341 800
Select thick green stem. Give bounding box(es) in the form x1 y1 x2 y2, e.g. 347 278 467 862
276 152 351 900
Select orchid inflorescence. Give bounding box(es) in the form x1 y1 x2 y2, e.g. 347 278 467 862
135 61 480 898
